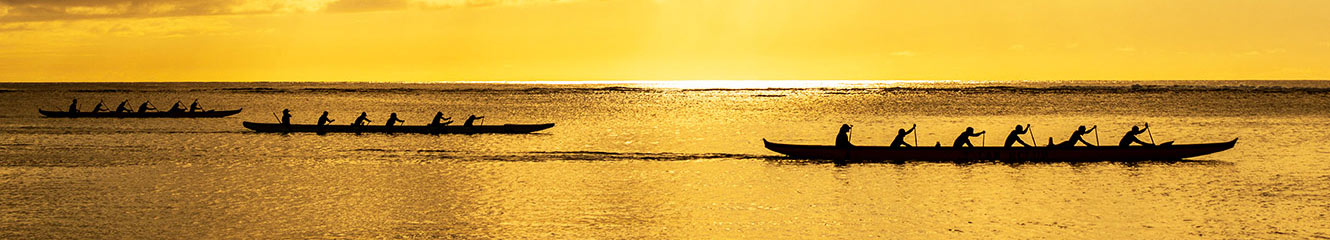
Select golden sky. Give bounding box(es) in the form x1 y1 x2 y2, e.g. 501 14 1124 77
2 0 1328 82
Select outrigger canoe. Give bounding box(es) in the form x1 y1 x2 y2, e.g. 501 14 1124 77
242 121 555 134
39 109 242 118
763 138 1237 162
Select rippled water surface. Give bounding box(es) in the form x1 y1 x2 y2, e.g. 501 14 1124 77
1 80 1328 238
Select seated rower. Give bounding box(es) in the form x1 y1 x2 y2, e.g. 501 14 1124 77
280 109 292 126
463 115 485 127
890 124 916 147
386 113 405 127
91 101 109 113
430 112 453 126
137 101 156 113
1055 125 1097 147
1119 123 1154 147
952 127 985 147
188 99 203 112
114 100 130 113
68 99 79 113
317 111 335 126
168 101 186 113
835 124 853 147
352 112 372 126
1004 124 1032 147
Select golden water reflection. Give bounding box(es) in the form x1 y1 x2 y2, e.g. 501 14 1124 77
5 158 1321 238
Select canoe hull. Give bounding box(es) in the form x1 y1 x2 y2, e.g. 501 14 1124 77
242 121 555 134
763 138 1237 162
39 109 243 118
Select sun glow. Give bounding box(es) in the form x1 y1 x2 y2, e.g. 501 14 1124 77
2 0 1329 81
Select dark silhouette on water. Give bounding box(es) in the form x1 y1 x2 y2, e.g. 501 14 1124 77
431 112 453 126
280 109 292 128
890 124 916 147
835 124 853 147
316 111 334 134
464 115 485 127
39 99 240 118
1055 125 1097 147
189 99 202 112
318 111 334 126
1119 124 1154 147
137 101 155 113
1005 124 1032 147
91 101 108 113
762 138 1238 162
386 113 405 133
953 127 985 147
168 101 186 113
242 121 555 134
114 100 130 113
68 99 79 113
352 112 372 126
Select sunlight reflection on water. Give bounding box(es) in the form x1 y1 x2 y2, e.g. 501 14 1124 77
0 81 1328 238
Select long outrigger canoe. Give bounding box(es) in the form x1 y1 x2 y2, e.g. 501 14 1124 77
39 109 242 118
763 138 1237 162
242 121 555 134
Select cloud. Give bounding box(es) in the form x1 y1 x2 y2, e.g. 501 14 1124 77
0 0 572 22
324 0 408 12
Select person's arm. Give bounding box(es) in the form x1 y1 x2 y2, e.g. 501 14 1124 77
1024 124 1031 133
906 124 915 134
978 131 986 136
1089 125 1097 132
1140 124 1148 132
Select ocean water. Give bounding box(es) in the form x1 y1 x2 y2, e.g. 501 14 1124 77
0 80 1328 238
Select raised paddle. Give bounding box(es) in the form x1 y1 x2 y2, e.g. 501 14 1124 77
271 112 281 123
1146 123 1155 145
1093 125 1100 146
1028 126 1036 147
913 124 918 147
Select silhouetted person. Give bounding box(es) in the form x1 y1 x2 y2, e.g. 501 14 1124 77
464 115 485 127
352 112 372 126
1119 124 1154 147
386 113 405 127
431 112 453 126
67 99 79 113
317 111 335 126
168 101 186 113
1004 124 1032 147
188 99 202 112
280 109 292 126
953 127 985 147
91 101 108 113
137 101 155 113
1056 125 1097 147
890 124 916 147
114 100 130 113
835 124 853 147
